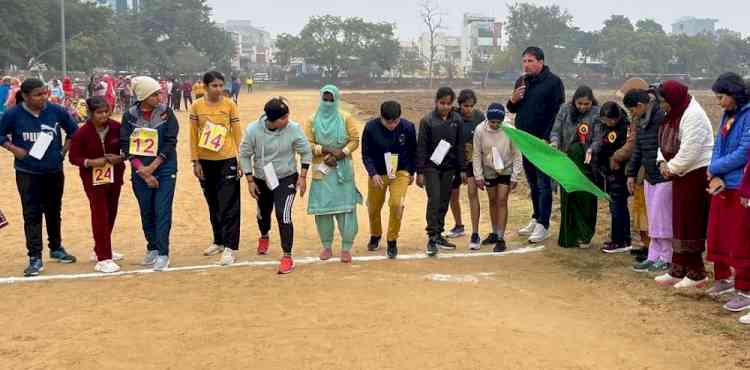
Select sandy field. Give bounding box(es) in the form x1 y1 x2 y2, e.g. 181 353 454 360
0 88 747 369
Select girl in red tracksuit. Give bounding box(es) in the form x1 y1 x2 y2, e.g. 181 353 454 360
69 97 126 273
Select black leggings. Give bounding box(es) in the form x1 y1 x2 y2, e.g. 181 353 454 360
255 174 298 254
199 158 241 250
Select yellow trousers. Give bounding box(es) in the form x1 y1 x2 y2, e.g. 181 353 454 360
367 171 411 241
632 183 649 233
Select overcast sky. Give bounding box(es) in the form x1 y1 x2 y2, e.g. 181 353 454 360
206 0 749 40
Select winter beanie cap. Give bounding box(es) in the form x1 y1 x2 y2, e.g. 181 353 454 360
132 76 161 102
486 103 506 121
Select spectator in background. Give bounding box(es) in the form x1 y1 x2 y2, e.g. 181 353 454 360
182 79 193 109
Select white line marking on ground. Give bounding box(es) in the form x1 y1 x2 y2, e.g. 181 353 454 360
0 245 544 285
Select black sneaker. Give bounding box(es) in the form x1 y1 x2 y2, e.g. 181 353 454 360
387 241 398 259
481 233 499 245
367 236 382 252
50 247 77 264
24 257 44 277
435 236 457 250
426 238 438 257
493 239 507 253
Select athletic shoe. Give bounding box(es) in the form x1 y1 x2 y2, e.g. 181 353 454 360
601 242 632 254
203 244 224 256
90 251 125 262
319 248 332 261
578 240 592 249
493 239 507 253
142 250 159 266
655 273 681 287
673 276 709 289
740 312 750 325
426 239 438 257
632 260 655 272
481 233 499 246
529 224 550 244
219 248 236 266
445 225 466 239
435 236 457 250
468 233 481 251
23 258 44 277
50 247 76 263
386 241 398 259
367 236 381 251
341 250 352 263
648 260 671 274
257 237 270 255
723 292 750 312
153 255 170 272
518 220 537 236
95 260 121 273
705 279 735 298
278 256 294 274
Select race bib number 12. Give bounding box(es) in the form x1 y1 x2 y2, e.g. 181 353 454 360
199 121 228 152
129 128 159 157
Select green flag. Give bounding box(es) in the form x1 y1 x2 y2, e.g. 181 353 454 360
502 125 609 199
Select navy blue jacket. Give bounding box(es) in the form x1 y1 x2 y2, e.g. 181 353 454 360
506 66 565 140
0 103 78 174
120 103 179 176
361 118 417 177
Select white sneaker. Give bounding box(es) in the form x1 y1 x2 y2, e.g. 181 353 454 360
94 260 121 273
518 220 537 236
142 250 159 266
203 244 225 256
468 240 481 251
90 251 125 262
740 312 750 325
655 273 682 286
528 224 550 244
219 248 236 266
674 276 709 289
153 255 170 272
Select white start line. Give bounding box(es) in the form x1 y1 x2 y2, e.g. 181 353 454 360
0 245 545 285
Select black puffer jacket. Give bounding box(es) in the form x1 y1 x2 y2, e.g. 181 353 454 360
507 66 565 140
626 100 668 185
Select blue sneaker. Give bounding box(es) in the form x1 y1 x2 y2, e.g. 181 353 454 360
50 247 77 264
24 258 44 277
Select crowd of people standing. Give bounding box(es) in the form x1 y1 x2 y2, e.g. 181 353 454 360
1 46 749 325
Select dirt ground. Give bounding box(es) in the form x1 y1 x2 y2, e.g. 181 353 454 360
0 88 748 369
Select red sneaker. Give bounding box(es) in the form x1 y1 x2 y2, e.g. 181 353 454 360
319 248 332 261
340 250 352 263
257 237 270 255
278 256 294 274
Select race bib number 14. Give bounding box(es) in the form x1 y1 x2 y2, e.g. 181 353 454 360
129 128 159 157
199 121 228 152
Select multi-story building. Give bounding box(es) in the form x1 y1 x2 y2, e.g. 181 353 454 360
461 13 503 75
671 17 718 36
95 0 138 12
220 20 273 69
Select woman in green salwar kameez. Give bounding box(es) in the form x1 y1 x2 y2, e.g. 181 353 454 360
550 86 601 248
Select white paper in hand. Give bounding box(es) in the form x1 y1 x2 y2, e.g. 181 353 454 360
263 162 279 190
384 152 398 179
317 163 330 175
430 140 452 165
491 147 505 172
29 132 53 160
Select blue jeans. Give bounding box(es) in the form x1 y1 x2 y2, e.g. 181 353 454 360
607 178 631 244
132 173 176 256
522 158 552 228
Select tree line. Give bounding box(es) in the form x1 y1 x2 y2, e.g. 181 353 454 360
0 0 234 74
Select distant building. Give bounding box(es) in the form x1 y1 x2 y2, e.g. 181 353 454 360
95 0 138 12
671 17 718 36
220 20 273 69
461 14 503 75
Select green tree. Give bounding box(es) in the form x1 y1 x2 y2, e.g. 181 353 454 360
505 3 577 72
273 33 301 67
297 15 400 80
636 19 665 34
